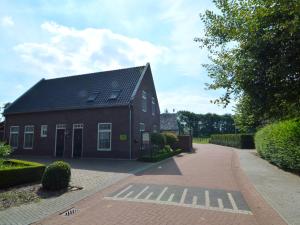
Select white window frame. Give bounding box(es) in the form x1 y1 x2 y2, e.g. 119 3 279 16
97 123 112 151
139 123 145 132
152 97 156 116
40 125 48 137
153 124 158 133
9 126 19 149
142 90 147 112
23 125 34 149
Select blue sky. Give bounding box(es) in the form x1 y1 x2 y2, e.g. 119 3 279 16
0 0 234 114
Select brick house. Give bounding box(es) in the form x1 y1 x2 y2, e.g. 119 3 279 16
4 63 160 159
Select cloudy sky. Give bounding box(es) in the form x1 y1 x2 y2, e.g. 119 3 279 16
0 0 234 114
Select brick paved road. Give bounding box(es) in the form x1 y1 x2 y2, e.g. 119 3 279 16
37 144 287 225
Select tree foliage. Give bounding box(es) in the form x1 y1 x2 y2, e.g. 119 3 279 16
178 111 236 137
196 0 300 130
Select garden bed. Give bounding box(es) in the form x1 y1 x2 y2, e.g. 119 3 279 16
139 149 182 162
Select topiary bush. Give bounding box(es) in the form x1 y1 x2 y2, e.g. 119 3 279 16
163 132 179 147
42 161 71 191
150 133 166 149
209 134 255 149
255 119 300 170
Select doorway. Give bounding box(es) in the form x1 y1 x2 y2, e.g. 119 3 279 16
72 124 83 158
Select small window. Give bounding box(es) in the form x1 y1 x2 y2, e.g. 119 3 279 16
142 91 147 112
24 125 34 149
97 123 112 151
139 123 145 132
108 90 121 100
153 125 158 133
152 97 156 116
9 126 19 149
41 125 47 137
87 92 99 102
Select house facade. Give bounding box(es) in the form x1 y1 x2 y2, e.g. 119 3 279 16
4 63 160 159
160 113 179 134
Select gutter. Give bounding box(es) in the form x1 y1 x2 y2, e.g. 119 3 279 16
129 101 133 160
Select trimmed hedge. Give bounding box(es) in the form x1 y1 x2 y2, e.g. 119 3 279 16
0 159 45 188
139 148 182 162
42 161 71 191
209 134 255 149
255 119 300 170
163 132 179 147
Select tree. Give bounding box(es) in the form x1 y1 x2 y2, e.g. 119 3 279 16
196 0 300 128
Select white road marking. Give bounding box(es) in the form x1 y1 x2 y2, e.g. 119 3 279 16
192 196 198 206
180 188 188 204
123 191 133 199
205 190 210 207
134 186 149 199
114 185 133 198
167 193 174 202
227 193 238 211
145 192 153 200
156 187 168 201
218 198 224 210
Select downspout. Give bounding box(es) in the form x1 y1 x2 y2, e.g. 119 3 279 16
129 102 132 160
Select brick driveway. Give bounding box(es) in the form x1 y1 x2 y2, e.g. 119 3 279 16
0 157 153 225
37 144 287 225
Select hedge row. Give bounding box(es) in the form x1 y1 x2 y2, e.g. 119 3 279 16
255 119 300 170
209 134 255 149
140 148 182 162
0 159 46 188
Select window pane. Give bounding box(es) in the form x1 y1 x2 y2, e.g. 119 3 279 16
25 126 34 132
98 131 111 149
24 133 33 148
10 126 19 133
99 124 111 130
10 133 18 148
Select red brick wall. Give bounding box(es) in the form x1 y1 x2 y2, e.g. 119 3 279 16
174 135 193 152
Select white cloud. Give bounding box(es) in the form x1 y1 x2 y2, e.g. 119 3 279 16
157 88 234 114
1 16 14 27
14 21 169 77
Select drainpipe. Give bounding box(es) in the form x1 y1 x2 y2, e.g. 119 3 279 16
129 102 132 160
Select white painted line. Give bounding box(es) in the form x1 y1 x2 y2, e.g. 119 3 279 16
134 186 149 199
156 187 168 201
114 185 133 198
205 190 210 207
180 188 188 204
123 191 133 199
167 193 174 202
227 193 238 211
192 196 198 206
145 192 153 200
218 198 224 210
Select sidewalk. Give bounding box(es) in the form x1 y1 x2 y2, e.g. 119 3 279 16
238 149 300 225
37 144 287 225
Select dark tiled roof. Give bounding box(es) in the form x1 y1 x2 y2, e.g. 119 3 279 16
160 113 179 131
4 65 147 115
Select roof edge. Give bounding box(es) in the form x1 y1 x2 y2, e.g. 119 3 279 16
130 62 150 101
3 78 45 116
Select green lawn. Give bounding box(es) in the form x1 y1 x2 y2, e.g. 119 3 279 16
193 137 210 144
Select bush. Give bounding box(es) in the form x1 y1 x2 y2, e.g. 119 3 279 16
0 143 12 161
163 132 179 147
140 148 182 162
42 161 71 191
150 133 166 149
255 119 300 170
0 159 45 188
209 134 255 149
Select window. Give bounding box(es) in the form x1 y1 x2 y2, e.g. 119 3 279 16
139 123 145 132
9 126 19 149
153 125 158 133
108 90 121 100
142 91 147 112
24 125 34 149
97 123 112 151
87 92 99 102
41 125 47 137
152 97 156 116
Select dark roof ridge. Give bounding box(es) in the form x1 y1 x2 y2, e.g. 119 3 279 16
45 65 146 81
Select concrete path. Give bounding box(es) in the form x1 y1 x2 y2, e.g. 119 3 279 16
0 157 154 225
238 149 300 225
37 144 287 225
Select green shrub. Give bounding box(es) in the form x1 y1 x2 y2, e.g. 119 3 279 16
209 134 255 149
150 133 166 149
42 161 71 191
0 143 12 162
255 119 300 170
140 148 182 162
0 159 45 188
163 132 179 147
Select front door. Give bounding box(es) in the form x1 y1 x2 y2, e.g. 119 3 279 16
56 129 65 157
73 128 83 158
